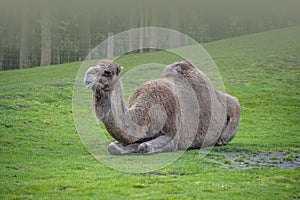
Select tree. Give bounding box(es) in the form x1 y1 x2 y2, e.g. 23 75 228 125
168 5 181 48
78 13 90 61
0 24 5 70
19 9 31 69
40 7 52 66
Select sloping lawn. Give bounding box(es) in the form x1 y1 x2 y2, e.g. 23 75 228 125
0 26 299 199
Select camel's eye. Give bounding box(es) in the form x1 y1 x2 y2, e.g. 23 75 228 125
180 64 189 71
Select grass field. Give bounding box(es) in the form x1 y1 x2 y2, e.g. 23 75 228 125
1 26 299 199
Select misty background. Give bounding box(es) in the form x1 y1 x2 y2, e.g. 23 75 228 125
0 0 299 70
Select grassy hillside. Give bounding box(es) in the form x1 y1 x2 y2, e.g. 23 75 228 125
0 26 299 199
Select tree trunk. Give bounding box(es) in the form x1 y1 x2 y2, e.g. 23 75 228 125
128 9 136 52
0 37 4 70
40 8 52 66
168 7 181 49
107 32 114 58
149 9 158 50
19 9 30 69
79 14 90 61
139 10 144 53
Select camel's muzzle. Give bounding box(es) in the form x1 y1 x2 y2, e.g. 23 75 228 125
85 81 95 89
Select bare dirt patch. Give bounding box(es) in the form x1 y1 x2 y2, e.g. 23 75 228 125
219 151 300 169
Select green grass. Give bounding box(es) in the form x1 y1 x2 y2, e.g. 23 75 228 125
1 26 300 199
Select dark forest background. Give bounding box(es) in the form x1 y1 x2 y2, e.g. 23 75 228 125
1 0 299 70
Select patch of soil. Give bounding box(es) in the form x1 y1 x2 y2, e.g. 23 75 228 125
220 151 300 169
1 104 31 110
0 96 19 100
16 104 30 109
285 59 297 66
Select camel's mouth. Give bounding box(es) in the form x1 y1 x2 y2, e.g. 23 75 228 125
84 80 109 91
85 81 95 89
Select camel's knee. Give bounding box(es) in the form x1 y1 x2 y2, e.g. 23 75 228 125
216 98 241 146
216 126 237 146
226 95 241 129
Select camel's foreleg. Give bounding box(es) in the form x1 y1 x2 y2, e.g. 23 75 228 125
137 135 177 155
108 141 139 155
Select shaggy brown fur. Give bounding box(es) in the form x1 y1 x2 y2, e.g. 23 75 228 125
164 61 241 148
84 60 241 155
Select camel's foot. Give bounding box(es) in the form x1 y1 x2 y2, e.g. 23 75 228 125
137 142 154 155
108 142 138 155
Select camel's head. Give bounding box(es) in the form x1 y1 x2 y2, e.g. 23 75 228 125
84 60 123 92
164 60 196 77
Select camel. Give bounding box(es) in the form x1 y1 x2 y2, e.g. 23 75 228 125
84 60 241 155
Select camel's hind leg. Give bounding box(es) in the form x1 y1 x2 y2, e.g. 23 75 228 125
216 94 241 146
137 135 177 155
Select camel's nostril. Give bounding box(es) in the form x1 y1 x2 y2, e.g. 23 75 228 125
103 70 113 77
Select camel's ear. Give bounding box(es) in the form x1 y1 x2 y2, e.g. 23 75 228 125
116 66 123 75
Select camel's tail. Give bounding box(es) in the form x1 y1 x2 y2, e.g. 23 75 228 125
216 94 241 146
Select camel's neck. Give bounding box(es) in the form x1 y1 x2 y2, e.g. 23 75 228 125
93 80 139 144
